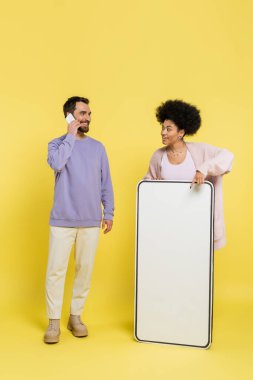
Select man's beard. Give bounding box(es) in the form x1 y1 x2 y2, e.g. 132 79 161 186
78 125 89 133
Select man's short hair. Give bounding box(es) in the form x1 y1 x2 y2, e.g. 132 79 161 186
63 96 89 117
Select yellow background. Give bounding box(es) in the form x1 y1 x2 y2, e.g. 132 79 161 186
0 0 252 379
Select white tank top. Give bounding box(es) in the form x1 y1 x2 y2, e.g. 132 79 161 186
161 149 196 180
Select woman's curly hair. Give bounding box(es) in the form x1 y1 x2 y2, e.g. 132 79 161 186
156 99 201 136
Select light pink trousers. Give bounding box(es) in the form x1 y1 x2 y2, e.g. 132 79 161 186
45 226 100 319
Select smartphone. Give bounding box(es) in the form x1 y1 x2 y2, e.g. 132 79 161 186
65 113 75 124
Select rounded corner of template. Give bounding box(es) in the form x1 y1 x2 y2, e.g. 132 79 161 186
202 338 212 349
134 331 142 343
137 180 146 192
204 180 214 191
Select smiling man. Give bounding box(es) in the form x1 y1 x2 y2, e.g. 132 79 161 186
44 96 114 344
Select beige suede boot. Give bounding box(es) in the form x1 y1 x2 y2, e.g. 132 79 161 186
67 315 88 337
44 319 60 344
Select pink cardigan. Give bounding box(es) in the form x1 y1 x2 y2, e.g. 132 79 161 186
144 142 234 251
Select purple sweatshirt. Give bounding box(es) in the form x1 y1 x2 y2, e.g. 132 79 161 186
47 133 114 227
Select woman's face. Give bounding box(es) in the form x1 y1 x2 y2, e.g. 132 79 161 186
161 119 185 146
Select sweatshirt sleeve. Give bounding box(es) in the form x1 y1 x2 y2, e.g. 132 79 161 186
47 134 76 172
196 144 234 177
101 147 114 220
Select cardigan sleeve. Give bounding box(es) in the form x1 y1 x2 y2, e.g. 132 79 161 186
196 144 234 177
143 150 162 180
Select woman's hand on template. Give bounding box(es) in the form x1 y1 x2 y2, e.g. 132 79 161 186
190 170 205 188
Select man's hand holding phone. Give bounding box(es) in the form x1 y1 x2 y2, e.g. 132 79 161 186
66 113 80 137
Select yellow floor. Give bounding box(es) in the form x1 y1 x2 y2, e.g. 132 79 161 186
1 296 252 380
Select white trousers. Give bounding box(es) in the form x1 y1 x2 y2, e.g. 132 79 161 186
45 226 100 319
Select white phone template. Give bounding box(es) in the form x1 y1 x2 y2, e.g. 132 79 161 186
135 180 214 348
65 113 75 124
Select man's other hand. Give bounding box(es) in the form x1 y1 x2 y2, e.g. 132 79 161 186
102 219 113 234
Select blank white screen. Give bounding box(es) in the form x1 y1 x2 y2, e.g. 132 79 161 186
135 181 214 348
